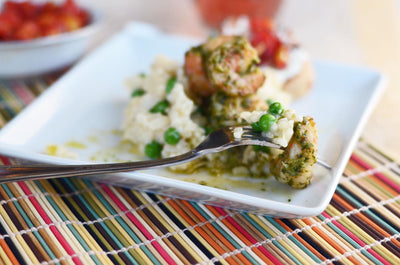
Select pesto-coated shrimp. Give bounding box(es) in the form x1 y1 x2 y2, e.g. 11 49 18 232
271 116 318 189
184 36 265 98
184 47 217 98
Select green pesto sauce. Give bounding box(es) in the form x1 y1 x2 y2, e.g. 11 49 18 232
65 141 86 149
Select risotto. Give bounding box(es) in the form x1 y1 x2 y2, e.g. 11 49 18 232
122 35 318 189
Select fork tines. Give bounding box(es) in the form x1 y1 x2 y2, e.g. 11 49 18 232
230 126 278 147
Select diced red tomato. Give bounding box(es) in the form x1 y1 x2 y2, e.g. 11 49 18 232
13 21 41 40
0 11 22 40
18 2 38 19
42 21 68 37
60 14 83 31
61 0 81 15
273 43 289 69
42 2 58 13
36 12 58 28
250 17 274 33
0 0 90 41
3 1 20 14
0 17 13 40
248 18 288 68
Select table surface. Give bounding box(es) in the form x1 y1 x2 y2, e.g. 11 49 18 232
84 0 400 162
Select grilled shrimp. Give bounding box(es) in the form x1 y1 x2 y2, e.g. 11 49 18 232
271 116 318 189
184 36 265 98
184 47 217 98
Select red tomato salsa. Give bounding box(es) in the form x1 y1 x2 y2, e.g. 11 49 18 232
249 18 288 69
0 0 90 41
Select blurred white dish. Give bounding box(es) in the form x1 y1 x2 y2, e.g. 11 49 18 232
0 22 387 217
0 5 102 78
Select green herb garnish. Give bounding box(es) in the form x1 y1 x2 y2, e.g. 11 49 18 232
166 77 176 94
131 88 145 97
150 100 169 115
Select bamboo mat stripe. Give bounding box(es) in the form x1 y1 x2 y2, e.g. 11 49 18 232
0 76 400 264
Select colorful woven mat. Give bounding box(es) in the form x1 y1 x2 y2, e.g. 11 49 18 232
0 77 400 265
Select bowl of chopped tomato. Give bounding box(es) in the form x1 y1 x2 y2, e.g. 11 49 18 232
0 0 102 77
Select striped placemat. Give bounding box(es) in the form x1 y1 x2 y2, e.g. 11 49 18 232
0 77 400 264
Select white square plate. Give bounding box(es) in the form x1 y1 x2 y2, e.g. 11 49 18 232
0 22 387 218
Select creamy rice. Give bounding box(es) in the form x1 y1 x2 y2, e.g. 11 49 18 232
122 55 205 169
239 109 301 147
43 51 313 183
122 55 307 175
233 127 244 139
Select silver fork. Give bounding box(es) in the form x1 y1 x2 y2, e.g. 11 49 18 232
0 126 330 183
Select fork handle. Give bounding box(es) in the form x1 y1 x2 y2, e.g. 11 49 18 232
0 151 200 183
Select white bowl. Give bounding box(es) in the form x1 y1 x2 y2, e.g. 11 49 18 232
0 6 102 78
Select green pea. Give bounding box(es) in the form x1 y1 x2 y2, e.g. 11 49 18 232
145 141 162 159
253 145 271 154
150 100 169 115
251 121 262 132
269 102 284 115
131 88 146 97
166 77 176 94
258 114 276 132
164 127 181 145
